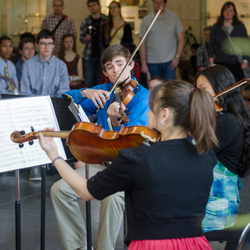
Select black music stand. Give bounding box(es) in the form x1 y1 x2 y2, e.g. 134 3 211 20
2 94 32 250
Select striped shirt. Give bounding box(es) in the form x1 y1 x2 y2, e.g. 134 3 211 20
80 14 106 60
197 43 209 69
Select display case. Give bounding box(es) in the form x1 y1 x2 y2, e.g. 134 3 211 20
1 0 46 44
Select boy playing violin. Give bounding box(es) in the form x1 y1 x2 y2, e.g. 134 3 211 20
51 45 150 250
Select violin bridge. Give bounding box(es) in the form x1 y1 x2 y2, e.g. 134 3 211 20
114 87 121 94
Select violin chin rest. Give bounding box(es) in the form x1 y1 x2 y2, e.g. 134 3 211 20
142 139 151 147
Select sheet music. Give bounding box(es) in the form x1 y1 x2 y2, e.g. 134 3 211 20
0 96 66 173
77 104 90 122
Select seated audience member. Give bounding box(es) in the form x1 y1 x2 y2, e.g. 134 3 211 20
20 32 36 42
197 26 211 72
15 38 35 84
20 29 69 181
39 80 218 250
148 75 165 92
13 32 36 64
196 66 250 240
57 33 84 89
21 29 69 97
0 36 19 97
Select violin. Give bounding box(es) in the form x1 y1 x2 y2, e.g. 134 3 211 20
10 122 160 165
0 75 18 95
213 78 250 112
114 78 139 124
215 103 223 112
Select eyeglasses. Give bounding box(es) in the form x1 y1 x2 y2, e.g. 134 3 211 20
23 47 35 51
109 6 118 10
39 42 54 47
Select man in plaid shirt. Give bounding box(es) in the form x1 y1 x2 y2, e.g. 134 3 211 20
80 0 106 88
41 0 77 55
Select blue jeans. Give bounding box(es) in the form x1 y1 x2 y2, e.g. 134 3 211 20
83 57 103 88
148 61 176 81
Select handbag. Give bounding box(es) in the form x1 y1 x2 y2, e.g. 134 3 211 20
107 23 126 45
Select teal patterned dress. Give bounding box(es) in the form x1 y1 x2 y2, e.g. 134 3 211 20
202 160 242 232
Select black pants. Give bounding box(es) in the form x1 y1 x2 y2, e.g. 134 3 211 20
217 62 245 82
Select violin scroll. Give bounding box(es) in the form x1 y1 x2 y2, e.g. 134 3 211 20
10 128 69 148
215 103 223 112
11 130 38 148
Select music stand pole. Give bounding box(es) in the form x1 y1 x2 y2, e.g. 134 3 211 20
85 163 92 250
40 165 47 250
15 169 21 250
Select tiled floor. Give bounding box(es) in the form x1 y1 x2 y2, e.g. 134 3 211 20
0 168 250 250
0 168 124 250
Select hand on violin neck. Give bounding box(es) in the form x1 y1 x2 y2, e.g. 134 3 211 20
38 128 59 160
81 88 110 109
107 101 126 127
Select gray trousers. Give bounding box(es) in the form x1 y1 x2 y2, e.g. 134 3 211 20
50 164 125 250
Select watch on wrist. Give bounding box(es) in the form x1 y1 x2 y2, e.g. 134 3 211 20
175 55 180 58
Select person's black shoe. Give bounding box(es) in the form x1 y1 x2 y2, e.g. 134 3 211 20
29 166 41 181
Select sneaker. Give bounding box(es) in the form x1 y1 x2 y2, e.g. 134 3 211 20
29 166 41 181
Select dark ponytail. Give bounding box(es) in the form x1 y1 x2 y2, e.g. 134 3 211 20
198 65 250 177
150 80 218 154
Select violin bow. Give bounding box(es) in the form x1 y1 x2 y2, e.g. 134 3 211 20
213 78 250 99
109 7 163 94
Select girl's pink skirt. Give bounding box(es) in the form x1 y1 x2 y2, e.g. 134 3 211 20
128 236 212 250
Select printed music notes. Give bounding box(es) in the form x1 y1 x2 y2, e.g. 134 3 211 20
0 96 66 173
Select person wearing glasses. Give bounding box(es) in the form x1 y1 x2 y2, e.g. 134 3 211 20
20 29 70 181
102 1 133 48
20 29 69 97
15 37 35 83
